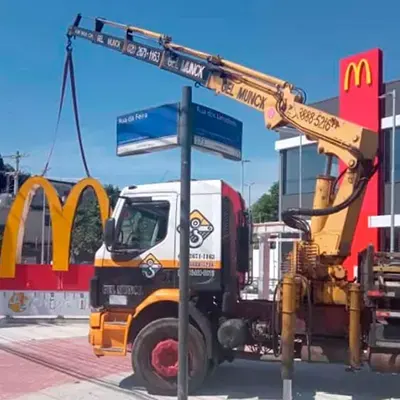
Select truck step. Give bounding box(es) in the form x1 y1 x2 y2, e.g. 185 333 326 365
94 346 126 356
374 340 400 349
376 309 400 319
100 346 125 352
103 321 128 326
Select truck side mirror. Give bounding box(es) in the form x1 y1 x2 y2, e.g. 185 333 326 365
104 218 116 250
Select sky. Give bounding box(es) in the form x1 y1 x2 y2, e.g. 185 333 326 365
1 0 400 204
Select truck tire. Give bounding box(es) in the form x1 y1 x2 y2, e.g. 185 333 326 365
131 317 209 396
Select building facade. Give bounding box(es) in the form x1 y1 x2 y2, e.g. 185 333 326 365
275 48 400 279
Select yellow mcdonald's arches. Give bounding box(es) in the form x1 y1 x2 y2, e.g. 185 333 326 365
0 176 111 278
343 59 372 92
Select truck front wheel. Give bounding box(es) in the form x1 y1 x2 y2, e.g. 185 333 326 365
131 317 209 396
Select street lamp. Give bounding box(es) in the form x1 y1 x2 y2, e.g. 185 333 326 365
379 90 397 252
241 159 251 196
246 182 256 209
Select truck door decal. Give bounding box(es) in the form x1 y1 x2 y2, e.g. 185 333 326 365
139 253 163 279
177 209 214 249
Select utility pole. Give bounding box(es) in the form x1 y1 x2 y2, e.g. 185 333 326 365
3 151 29 196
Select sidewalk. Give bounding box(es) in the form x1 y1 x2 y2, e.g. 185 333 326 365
1 322 400 400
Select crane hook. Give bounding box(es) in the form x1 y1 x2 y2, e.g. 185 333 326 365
66 35 73 53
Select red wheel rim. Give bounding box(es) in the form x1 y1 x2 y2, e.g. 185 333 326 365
151 339 192 378
151 339 179 378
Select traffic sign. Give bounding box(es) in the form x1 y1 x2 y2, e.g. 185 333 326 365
116 102 243 161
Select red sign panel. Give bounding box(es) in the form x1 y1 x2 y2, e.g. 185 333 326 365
339 48 383 280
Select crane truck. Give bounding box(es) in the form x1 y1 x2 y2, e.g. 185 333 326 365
66 14 400 395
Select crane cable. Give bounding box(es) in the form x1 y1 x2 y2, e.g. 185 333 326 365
41 35 91 178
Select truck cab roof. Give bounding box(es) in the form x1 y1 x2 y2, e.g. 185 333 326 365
120 179 230 197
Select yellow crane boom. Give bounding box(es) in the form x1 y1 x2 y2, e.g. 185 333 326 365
67 14 379 272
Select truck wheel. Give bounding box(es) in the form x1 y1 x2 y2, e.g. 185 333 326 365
131 317 209 396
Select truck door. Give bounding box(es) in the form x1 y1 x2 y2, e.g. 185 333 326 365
97 191 178 308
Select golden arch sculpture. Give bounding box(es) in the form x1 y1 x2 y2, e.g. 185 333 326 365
0 176 111 278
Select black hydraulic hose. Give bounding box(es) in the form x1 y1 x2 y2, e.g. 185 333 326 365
282 158 379 239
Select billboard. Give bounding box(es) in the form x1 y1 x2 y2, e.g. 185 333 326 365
0 176 111 279
116 102 243 161
339 48 383 280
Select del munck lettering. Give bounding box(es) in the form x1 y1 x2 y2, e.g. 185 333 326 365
180 60 205 80
236 88 266 110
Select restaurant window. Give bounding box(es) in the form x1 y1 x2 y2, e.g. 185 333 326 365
282 144 338 195
383 127 400 183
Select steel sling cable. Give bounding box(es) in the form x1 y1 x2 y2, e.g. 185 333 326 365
41 45 70 176
41 36 91 178
66 36 91 178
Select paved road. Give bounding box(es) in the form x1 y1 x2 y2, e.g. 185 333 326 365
1 321 400 399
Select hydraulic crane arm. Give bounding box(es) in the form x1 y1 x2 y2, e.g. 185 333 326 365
67 15 379 263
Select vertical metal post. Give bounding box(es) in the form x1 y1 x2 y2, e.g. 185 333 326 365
177 86 192 400
281 273 296 400
278 151 283 280
241 160 245 196
390 90 397 253
241 159 250 199
298 133 302 240
41 193 46 264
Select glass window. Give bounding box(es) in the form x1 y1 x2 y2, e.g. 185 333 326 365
115 200 170 253
381 227 400 252
383 127 400 183
283 144 338 195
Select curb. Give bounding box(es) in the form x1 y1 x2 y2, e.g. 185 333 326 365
0 315 89 326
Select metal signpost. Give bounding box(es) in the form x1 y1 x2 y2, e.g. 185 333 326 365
177 86 192 399
116 92 243 400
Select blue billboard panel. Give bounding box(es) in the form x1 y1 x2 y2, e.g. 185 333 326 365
116 102 243 161
193 104 243 161
116 103 179 156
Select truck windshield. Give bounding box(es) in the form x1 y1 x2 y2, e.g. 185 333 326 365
114 200 170 253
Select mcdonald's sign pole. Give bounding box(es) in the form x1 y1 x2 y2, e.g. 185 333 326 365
339 48 383 280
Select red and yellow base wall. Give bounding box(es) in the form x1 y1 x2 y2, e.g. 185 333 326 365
0 176 110 316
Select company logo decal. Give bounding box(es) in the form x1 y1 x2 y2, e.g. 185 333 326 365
0 176 111 278
344 58 372 91
139 253 163 279
178 209 214 249
8 292 30 313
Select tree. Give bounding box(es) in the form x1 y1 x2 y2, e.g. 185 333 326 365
251 181 279 223
70 184 120 263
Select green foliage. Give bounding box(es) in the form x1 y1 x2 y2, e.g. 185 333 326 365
70 184 120 263
251 181 279 223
